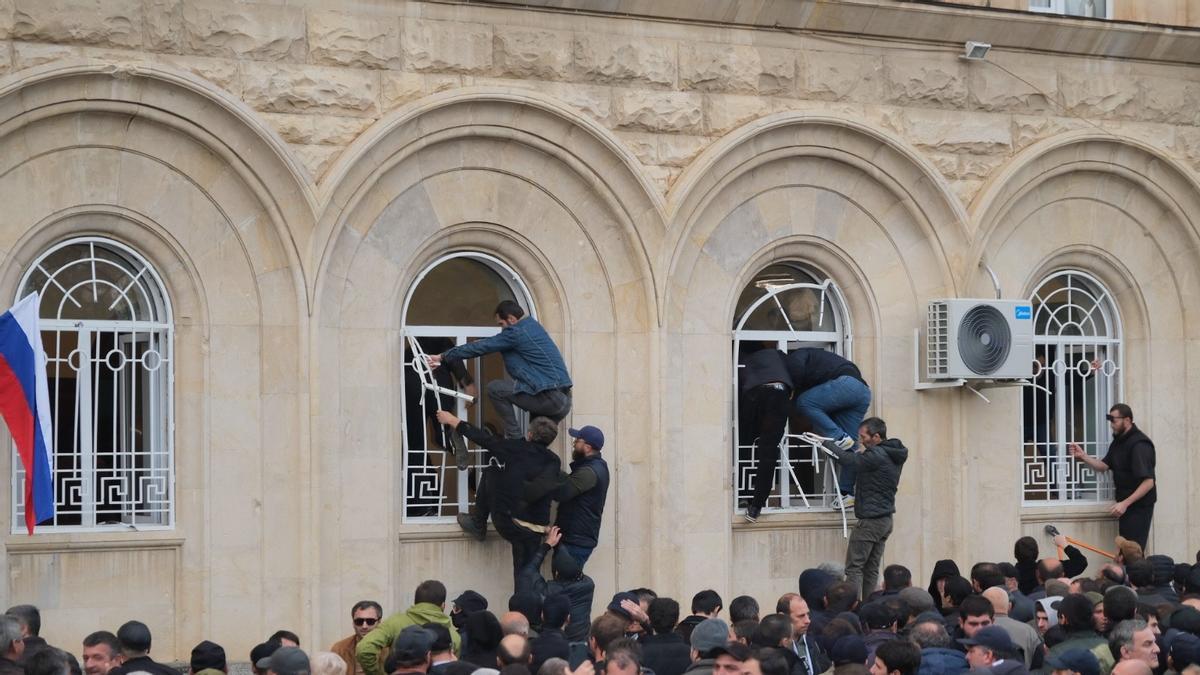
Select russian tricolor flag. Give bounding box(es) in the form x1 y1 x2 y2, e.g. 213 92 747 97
0 293 55 533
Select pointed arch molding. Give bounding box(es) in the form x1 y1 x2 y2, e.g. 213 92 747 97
970 132 1200 338
0 61 313 314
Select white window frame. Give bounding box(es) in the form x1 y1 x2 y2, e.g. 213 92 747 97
12 237 174 532
1021 270 1120 505
731 267 853 515
1028 0 1112 19
399 252 536 523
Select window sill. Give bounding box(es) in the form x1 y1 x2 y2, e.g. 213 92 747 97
1019 504 1112 522
733 509 854 532
5 532 184 553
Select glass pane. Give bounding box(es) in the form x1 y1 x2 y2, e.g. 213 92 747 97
733 264 835 332
23 242 164 322
407 257 519 326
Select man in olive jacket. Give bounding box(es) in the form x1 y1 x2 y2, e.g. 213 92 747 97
823 417 907 601
357 580 461 675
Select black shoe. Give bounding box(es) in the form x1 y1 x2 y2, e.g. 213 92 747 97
450 432 470 471
457 513 486 542
744 504 761 523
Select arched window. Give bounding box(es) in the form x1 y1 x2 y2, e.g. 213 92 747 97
13 237 173 531
731 263 851 514
401 253 535 521
1022 270 1121 503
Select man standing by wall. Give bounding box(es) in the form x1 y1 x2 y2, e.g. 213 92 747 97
554 425 610 570
825 418 906 600
1069 403 1156 549
331 601 384 675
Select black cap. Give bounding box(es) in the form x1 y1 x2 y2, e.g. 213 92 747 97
831 635 867 666
1044 648 1100 675
250 641 281 669
190 640 226 672
257 646 309 675
607 592 638 620
453 590 488 614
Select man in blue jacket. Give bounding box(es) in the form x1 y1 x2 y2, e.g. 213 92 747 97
430 300 572 440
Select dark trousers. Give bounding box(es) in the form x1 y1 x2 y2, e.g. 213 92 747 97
1119 501 1154 550
487 380 572 439
495 516 543 586
745 383 792 510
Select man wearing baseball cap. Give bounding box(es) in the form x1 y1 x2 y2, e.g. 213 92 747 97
957 626 1028 675
553 425 610 570
1045 648 1100 675
257 646 310 675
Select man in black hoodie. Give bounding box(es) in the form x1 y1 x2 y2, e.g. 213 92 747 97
436 411 563 583
1069 403 1156 550
823 417 907 600
516 526 596 643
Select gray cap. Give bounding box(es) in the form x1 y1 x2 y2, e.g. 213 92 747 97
690 618 730 655
256 646 309 675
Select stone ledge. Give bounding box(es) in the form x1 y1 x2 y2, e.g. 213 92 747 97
732 510 856 533
5 535 185 553
464 0 1200 65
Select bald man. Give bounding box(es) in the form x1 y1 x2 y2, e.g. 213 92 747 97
497 635 531 669
982 587 1042 670
500 612 531 638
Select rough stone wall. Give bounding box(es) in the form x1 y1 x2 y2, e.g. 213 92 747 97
0 0 1196 203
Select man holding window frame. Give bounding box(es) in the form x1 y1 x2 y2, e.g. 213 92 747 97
1069 403 1156 550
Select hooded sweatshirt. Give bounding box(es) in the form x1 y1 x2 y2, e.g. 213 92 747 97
357 602 462 675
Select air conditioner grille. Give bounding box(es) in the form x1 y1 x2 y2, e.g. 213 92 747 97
957 304 1012 375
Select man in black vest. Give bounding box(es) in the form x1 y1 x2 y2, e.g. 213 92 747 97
1069 403 1156 550
554 425 610 570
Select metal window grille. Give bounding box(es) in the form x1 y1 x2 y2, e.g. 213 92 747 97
1021 270 1119 504
1029 0 1110 19
731 264 852 514
12 237 174 531
400 253 535 523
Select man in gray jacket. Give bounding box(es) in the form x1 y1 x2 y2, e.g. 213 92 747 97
824 417 907 600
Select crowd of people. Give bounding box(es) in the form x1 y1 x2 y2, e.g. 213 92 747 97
2 298 1172 675
9 532 1200 675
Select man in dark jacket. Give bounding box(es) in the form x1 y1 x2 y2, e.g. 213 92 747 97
554 425 610 570
785 348 872 504
825 417 906 600
1068 403 1156 549
1014 534 1087 599
958 626 1028 675
530 594 572 675
437 411 563 583
107 621 181 675
516 526 596 643
909 616 968 675
642 598 691 675
738 346 793 523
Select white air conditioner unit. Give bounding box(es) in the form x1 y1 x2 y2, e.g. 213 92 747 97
927 299 1034 380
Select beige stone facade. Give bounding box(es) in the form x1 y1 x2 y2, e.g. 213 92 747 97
0 0 1198 663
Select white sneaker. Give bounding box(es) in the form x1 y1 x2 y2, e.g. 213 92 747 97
832 494 855 509
834 436 855 451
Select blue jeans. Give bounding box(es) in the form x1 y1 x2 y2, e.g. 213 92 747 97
563 544 594 570
795 375 871 494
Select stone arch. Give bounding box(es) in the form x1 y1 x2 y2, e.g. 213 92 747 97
310 91 662 635
0 62 309 651
658 113 968 601
970 133 1200 556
